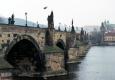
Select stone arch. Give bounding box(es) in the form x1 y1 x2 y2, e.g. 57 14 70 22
5 35 45 73
56 39 68 70
56 39 66 50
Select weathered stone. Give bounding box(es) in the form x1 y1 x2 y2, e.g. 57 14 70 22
44 52 67 77
68 48 79 63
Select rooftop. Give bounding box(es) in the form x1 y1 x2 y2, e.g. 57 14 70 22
105 32 115 36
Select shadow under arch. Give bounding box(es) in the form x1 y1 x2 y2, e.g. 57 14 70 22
5 35 45 73
56 39 66 50
56 39 68 71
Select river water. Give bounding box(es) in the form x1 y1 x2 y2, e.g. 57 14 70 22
14 46 115 80
47 46 115 80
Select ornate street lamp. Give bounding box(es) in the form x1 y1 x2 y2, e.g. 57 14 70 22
25 12 27 27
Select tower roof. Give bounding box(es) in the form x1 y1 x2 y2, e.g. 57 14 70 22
100 22 106 31
71 19 75 33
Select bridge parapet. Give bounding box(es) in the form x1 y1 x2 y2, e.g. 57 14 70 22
0 24 46 51
53 31 67 46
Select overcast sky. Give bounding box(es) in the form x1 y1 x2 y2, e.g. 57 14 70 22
0 0 115 27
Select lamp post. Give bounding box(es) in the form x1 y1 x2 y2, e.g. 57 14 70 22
25 12 27 27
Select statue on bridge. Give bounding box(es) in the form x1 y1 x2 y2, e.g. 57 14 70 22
8 14 15 25
47 11 54 30
80 28 84 42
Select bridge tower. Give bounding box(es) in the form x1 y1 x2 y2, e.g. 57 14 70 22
80 28 84 42
70 19 76 47
100 22 106 44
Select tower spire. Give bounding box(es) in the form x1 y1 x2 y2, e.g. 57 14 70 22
65 27 67 32
71 19 75 33
72 19 73 26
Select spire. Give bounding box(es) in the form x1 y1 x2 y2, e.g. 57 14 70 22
37 21 39 28
72 19 73 26
71 19 75 33
65 27 67 32
80 28 84 41
51 11 53 17
101 22 104 27
58 26 60 31
100 22 105 32
81 28 84 35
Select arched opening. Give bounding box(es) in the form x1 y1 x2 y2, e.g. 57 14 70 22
56 41 65 50
56 39 65 50
5 39 44 73
56 39 68 70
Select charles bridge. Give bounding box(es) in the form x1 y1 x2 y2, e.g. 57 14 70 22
0 11 89 78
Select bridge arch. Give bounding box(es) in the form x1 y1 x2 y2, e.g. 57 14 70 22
56 39 66 50
56 39 68 70
5 35 45 73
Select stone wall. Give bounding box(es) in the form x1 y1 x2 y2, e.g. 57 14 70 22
0 25 46 51
44 52 66 76
0 24 69 51
53 31 66 45
68 45 90 63
78 45 88 57
68 48 79 63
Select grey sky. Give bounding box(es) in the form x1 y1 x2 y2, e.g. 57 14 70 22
0 0 115 27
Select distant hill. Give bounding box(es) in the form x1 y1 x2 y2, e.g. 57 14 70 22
0 17 47 28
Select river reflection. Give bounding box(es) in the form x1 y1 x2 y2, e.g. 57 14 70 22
14 46 115 80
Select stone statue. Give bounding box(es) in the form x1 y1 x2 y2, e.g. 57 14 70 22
8 17 11 24
11 14 15 24
47 11 54 29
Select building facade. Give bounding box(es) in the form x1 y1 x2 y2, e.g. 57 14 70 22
104 32 115 45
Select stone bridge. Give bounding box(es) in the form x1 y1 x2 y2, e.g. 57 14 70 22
0 11 78 77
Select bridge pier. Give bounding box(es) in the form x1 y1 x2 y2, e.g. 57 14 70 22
41 46 67 77
67 45 90 64
67 48 79 63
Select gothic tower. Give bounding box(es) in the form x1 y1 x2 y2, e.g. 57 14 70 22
100 22 106 44
80 28 84 42
70 19 76 47
71 19 75 33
